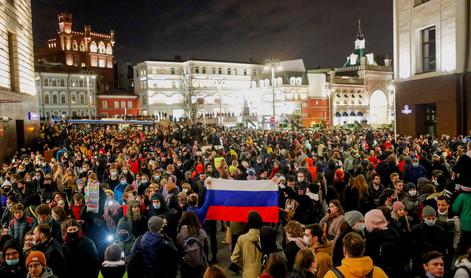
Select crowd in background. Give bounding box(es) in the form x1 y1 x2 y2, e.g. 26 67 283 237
0 120 470 278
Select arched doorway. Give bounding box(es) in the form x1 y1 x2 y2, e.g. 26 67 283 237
369 90 388 125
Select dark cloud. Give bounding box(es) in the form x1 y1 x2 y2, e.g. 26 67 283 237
32 0 392 68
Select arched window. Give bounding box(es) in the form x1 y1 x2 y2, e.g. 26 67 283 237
90 41 97 53
79 41 85 52
98 41 105 54
296 77 302 85
276 77 283 86
105 43 112 55
289 77 296 85
44 94 49 104
72 41 78 51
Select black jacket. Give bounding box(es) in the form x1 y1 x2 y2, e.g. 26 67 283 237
33 237 66 278
62 236 100 278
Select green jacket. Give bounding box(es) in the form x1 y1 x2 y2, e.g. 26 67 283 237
452 192 471 232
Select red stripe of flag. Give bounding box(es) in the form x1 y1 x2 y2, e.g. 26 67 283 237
205 206 279 223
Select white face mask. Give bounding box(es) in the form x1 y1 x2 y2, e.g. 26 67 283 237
303 235 311 246
408 189 417 196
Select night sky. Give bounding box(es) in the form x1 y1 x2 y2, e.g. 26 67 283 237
32 0 393 68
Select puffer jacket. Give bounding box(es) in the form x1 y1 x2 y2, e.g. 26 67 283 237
231 228 263 278
132 231 178 278
313 241 333 278
9 215 35 242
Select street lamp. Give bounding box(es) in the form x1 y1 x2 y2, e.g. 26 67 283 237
212 77 225 126
388 84 396 140
264 59 282 121
80 70 96 119
326 89 332 127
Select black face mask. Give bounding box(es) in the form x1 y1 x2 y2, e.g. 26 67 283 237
119 232 129 241
67 231 79 240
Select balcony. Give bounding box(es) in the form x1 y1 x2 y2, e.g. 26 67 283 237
332 76 364 85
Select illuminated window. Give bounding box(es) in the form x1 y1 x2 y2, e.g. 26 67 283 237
114 101 119 108
102 101 107 109
79 42 85 52
72 41 78 51
98 58 106 68
127 101 132 108
421 26 436 72
90 41 97 53
98 41 106 54
121 101 126 109
105 43 112 55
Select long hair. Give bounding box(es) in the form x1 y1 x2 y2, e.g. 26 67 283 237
263 253 288 278
352 174 369 198
178 211 201 237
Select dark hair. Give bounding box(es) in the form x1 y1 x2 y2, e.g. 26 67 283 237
306 224 325 244
436 195 450 204
422 250 444 264
263 253 288 278
329 199 345 215
178 211 201 237
52 206 67 222
343 232 365 258
35 204 51 216
35 223 52 239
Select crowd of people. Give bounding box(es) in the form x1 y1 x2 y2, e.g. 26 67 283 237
0 120 470 278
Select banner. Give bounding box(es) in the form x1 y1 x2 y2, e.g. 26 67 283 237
86 180 100 213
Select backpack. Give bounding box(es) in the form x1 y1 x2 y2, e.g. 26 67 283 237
332 267 374 278
127 235 145 278
182 237 208 269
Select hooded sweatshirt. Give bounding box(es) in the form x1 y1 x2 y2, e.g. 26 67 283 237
324 256 388 278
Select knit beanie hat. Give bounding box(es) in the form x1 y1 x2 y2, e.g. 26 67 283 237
406 182 416 191
117 220 132 233
392 201 405 212
148 216 164 233
364 209 388 233
104 244 123 262
422 205 436 218
344 210 364 228
26 251 46 267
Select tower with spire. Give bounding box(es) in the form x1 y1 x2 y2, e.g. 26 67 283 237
343 19 377 67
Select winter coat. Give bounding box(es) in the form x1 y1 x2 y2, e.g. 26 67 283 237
332 226 361 267
320 213 345 240
324 256 388 278
313 241 333 278
452 192 471 232
176 225 209 277
32 237 66 278
284 238 307 271
453 153 471 186
0 263 27 278
131 231 178 278
231 228 263 278
62 236 100 278
404 165 427 185
454 257 471 278
26 266 57 278
364 227 409 277
147 193 177 239
411 223 447 267
8 215 35 243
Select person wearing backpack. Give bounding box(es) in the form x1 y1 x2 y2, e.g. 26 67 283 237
129 216 178 278
324 232 387 278
230 210 264 278
176 211 209 278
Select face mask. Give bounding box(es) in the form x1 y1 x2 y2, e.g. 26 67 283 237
303 235 311 246
42 163 46 167
142 179 148 183
182 188 189 193
25 178 31 182
412 163 419 167
438 209 448 216
6 258 19 266
424 219 436 226
153 203 161 210
123 170 128 174
35 175 41 180
67 231 79 240
82 168 88 172
111 172 117 177
355 223 366 232
298 178 305 183
119 232 129 241
120 180 127 185
408 190 417 196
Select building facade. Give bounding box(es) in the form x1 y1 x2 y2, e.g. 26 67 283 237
97 93 139 118
393 0 471 136
328 24 394 127
35 67 97 118
34 13 115 93
134 59 308 127
0 0 39 162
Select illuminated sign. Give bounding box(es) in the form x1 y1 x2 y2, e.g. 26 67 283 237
28 112 40 121
401 105 412 115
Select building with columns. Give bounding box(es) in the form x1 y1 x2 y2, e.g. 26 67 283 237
134 59 308 127
0 0 39 162
393 0 471 136
34 13 115 93
327 23 394 127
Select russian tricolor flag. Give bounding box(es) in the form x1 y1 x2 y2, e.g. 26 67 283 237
204 179 279 223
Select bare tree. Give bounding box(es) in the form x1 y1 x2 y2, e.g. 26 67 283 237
178 64 199 121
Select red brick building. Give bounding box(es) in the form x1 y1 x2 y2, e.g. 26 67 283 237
302 98 329 127
97 92 139 118
34 13 115 93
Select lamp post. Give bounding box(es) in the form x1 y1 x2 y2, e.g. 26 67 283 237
326 89 332 128
213 77 225 126
264 59 282 123
388 85 396 140
80 70 96 119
